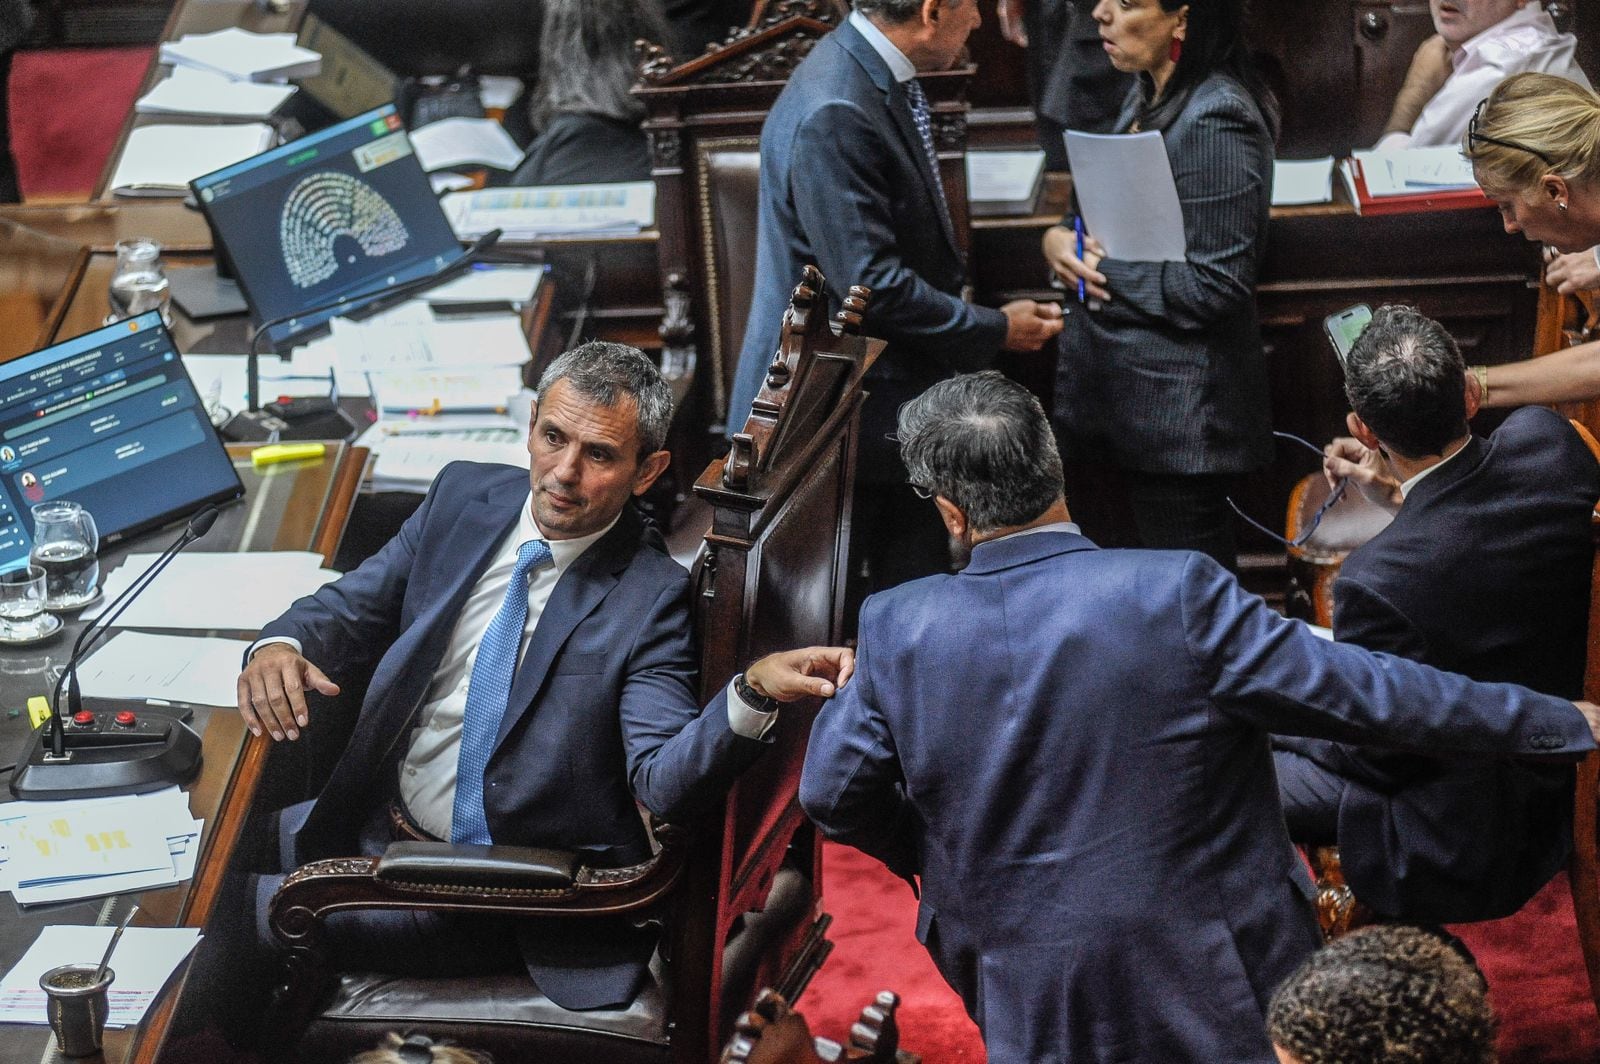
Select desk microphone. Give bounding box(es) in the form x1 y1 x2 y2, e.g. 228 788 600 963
224 228 505 443
10 505 220 800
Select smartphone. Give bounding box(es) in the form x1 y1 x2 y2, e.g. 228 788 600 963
1323 304 1372 369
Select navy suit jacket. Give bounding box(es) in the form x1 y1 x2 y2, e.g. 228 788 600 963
1053 73 1274 476
1285 407 1600 920
730 20 1007 482
800 533 1592 1064
259 461 766 1007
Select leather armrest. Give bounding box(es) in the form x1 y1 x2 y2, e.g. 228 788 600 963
376 841 580 890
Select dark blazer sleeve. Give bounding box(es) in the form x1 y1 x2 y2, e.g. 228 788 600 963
1092 88 1270 331
620 574 769 822
1330 576 1431 663
1175 553 1594 759
798 610 920 881
789 100 1007 370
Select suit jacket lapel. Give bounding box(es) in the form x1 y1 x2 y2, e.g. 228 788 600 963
493 506 642 749
836 22 962 260
1398 435 1486 508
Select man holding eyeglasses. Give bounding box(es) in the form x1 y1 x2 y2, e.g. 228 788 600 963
1274 304 1600 925
800 369 1600 1064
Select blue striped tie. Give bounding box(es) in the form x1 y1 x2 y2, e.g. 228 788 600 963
904 78 949 215
451 538 552 845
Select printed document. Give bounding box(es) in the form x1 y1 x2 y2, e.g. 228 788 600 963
1063 130 1187 261
0 925 203 1028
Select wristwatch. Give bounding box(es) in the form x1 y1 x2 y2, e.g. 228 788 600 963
734 672 780 714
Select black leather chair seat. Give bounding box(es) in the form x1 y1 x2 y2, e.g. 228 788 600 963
294 959 670 1064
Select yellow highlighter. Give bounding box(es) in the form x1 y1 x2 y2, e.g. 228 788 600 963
251 442 327 468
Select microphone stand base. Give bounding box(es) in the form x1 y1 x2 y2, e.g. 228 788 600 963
9 709 203 800
222 408 355 443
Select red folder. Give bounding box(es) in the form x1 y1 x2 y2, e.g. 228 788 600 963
1340 156 1493 216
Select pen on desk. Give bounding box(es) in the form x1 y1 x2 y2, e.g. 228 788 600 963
1073 216 1087 305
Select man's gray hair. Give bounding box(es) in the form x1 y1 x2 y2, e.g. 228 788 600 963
854 0 936 24
897 371 1065 534
536 341 673 456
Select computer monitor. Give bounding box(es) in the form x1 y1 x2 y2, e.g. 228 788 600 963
191 104 464 350
0 312 244 572
305 0 543 79
294 13 401 124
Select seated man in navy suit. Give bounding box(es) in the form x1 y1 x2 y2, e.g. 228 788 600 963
799 370 1600 1064
1274 304 1600 923
236 341 851 1012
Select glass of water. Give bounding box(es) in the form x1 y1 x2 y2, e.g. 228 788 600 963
105 238 172 327
0 566 51 641
30 501 100 611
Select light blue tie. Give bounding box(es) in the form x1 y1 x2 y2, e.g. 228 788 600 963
451 538 552 845
904 78 949 215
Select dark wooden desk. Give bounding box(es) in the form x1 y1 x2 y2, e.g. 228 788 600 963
0 439 367 1064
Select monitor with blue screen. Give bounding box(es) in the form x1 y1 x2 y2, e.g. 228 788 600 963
191 104 463 350
0 312 244 572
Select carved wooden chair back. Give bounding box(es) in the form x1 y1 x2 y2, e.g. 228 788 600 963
719 987 920 1064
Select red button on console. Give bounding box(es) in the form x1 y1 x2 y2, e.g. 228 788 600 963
115 711 137 727
72 710 94 726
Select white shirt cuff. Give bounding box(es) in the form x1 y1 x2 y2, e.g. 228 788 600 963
725 677 779 741
248 635 303 661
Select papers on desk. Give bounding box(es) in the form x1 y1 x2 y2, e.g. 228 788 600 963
442 182 656 240
159 27 322 83
328 301 530 375
136 66 297 120
424 265 544 305
78 632 251 708
1271 157 1335 206
1063 130 1186 261
0 925 202 1028
82 552 338 631
108 123 275 198
1337 147 1490 215
356 418 526 492
966 150 1046 216
0 789 202 905
410 117 524 172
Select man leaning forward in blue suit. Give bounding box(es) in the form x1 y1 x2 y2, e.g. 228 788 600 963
799 370 1600 1064
234 341 852 1014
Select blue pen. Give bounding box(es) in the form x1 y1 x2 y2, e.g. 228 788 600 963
1073 216 1087 304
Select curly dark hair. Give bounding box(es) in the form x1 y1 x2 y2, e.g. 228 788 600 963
1267 926 1496 1064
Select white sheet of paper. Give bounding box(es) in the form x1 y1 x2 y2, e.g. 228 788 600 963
330 304 529 375
1350 146 1478 196
0 926 202 1027
76 632 251 708
365 433 528 492
10 822 201 905
109 124 275 197
81 552 337 631
425 266 545 304
3 810 170 887
0 790 200 901
159 27 321 82
1064 130 1187 262
965 150 1045 203
441 182 656 238
135 66 296 119
410 117 524 171
1271 157 1335 206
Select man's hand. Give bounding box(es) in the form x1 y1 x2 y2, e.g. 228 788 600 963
1042 224 1111 302
1545 247 1600 295
1575 700 1600 744
998 0 1028 46
1323 436 1402 512
744 646 856 701
1000 299 1064 351
237 643 340 741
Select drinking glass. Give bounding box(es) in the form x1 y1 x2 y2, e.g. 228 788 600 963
0 565 50 640
31 501 100 610
105 238 172 326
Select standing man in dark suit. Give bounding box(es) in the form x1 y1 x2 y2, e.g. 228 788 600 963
731 0 1064 593
1274 305 1600 923
799 370 1600 1064
997 0 1132 168
0 0 32 203
238 341 851 1012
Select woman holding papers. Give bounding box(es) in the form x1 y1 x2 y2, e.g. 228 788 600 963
1041 0 1277 572
1465 72 1600 407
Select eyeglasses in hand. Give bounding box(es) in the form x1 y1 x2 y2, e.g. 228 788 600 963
1226 431 1349 550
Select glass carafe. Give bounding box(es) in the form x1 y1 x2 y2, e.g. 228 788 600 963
30 501 100 611
105 238 172 326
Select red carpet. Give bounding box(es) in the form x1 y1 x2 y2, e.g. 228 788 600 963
9 44 1600 1064
10 46 153 199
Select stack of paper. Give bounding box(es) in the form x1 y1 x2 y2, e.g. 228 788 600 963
327 300 529 416
441 182 656 240
966 150 1046 216
410 118 524 172
0 926 203 1028
356 419 527 492
79 632 252 708
83 552 339 631
136 66 297 120
108 123 275 197
160 27 322 83
1271 157 1335 207
0 789 202 905
1344 146 1478 197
